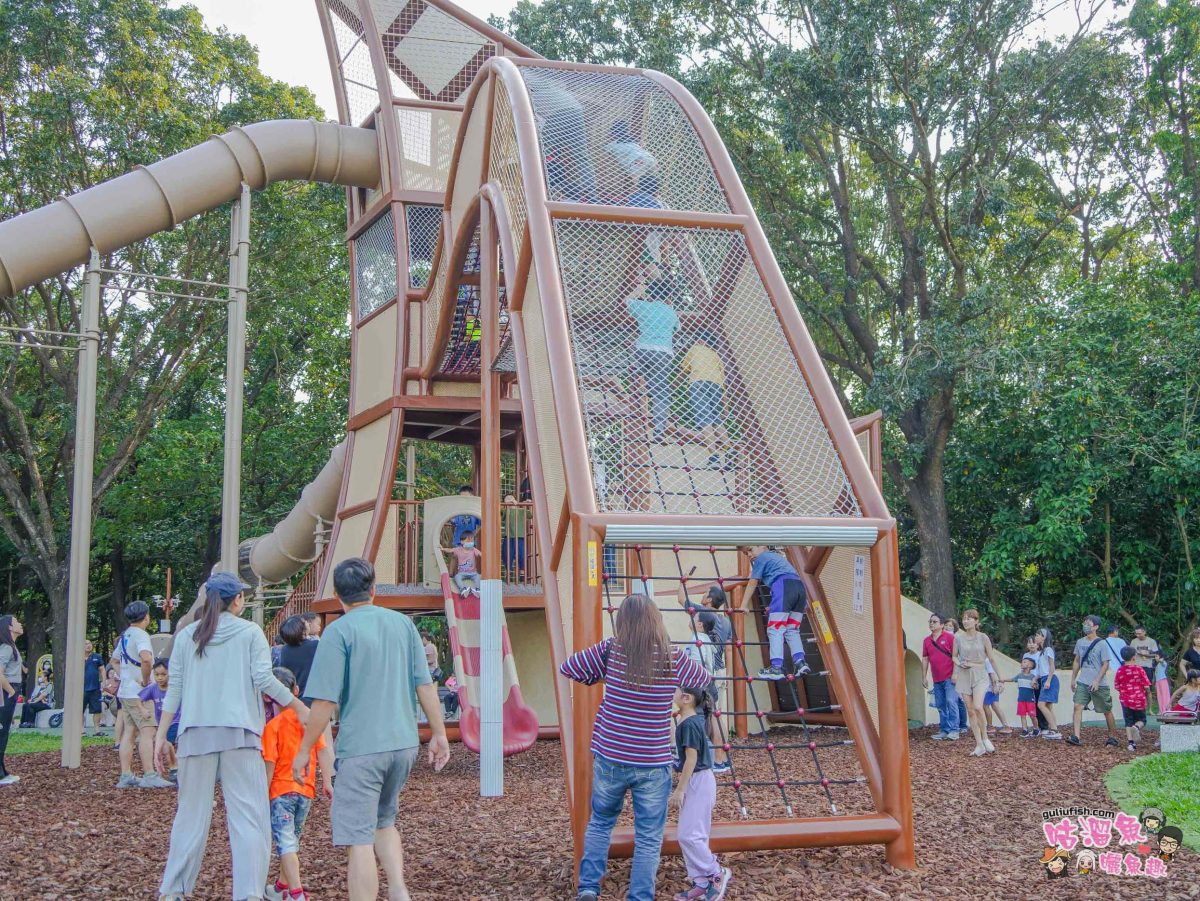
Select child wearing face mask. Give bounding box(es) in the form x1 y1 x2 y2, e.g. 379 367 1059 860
444 531 483 597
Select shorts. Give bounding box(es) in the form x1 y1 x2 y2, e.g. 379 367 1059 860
1038 674 1060 704
270 792 314 857
768 577 806 617
689 380 724 428
166 722 179 745
330 747 419 846
984 691 1000 707
708 667 727 714
117 700 156 731
1017 700 1037 717
955 666 989 697
1073 682 1112 713
1121 706 1147 728
83 689 102 714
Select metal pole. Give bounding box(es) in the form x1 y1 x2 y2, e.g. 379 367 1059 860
479 200 503 796
220 185 250 578
61 249 101 769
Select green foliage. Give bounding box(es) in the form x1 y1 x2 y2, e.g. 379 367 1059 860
0 1 349 678
1106 752 1200 851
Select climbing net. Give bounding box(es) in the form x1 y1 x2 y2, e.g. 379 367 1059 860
599 543 872 819
439 223 512 375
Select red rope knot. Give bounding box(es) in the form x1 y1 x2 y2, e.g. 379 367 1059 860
766 742 775 752
808 741 817 751
776 778 786 788
796 707 805 716
821 777 830 787
733 779 743 789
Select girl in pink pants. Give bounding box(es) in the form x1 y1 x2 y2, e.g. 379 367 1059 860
669 687 732 901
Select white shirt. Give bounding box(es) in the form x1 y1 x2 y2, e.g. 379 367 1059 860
682 632 715 675
113 626 152 699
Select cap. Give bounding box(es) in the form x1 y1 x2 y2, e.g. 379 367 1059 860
207 571 251 600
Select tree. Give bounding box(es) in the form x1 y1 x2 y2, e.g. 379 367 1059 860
0 0 350 690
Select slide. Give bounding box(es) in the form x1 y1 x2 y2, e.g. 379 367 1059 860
437 559 540 757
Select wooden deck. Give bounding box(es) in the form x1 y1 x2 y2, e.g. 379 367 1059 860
312 582 544 613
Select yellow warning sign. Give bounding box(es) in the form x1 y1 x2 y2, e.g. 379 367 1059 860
587 541 598 586
810 600 833 644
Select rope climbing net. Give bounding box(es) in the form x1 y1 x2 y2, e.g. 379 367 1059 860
600 543 873 820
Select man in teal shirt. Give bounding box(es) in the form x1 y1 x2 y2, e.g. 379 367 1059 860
296 558 450 901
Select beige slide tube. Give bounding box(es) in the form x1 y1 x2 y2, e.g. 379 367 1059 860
0 118 380 297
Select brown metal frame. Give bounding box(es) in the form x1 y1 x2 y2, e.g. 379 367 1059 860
313 1 914 869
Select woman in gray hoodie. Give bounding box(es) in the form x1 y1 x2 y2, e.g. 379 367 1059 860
156 572 308 901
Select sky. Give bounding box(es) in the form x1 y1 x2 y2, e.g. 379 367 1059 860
170 0 1116 119
168 1 516 118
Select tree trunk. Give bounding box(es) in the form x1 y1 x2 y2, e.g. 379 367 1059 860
21 593 49 695
47 570 68 707
111 543 129 623
904 461 957 620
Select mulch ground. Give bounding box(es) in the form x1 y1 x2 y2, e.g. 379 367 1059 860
0 725 1197 900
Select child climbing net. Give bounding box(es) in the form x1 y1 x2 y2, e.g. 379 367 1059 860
600 542 869 819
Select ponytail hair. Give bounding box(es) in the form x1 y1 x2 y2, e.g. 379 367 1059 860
193 586 237 657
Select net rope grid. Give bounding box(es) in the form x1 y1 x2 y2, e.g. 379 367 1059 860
601 542 867 819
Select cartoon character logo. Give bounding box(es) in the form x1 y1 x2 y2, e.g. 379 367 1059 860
1158 826 1184 863
1040 847 1070 879
1139 807 1166 836
1074 849 1096 875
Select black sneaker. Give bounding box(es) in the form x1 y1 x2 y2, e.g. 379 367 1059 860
1066 735 1082 746
1018 729 1030 738
1105 737 1120 748
757 665 785 680
794 662 812 677
1027 729 1041 738
1127 742 1136 752
578 893 599 901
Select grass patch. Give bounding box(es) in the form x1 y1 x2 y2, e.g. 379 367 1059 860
4 731 113 755
1105 752 1200 851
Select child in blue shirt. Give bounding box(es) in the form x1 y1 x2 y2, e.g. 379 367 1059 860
138 658 180 775
626 277 679 442
737 546 809 680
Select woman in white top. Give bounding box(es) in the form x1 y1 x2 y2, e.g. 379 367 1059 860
156 573 308 901
1034 628 1063 739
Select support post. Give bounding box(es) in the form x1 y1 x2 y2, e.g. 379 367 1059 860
870 526 916 868
571 519 603 871
221 185 250 587
479 199 503 795
62 249 101 769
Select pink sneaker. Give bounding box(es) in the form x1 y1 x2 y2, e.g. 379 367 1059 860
673 884 708 901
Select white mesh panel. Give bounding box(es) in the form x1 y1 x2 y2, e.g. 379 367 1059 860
405 204 441 289
551 218 859 518
354 212 398 319
326 1 384 126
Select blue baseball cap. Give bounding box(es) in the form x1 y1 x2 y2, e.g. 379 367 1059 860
206 571 251 600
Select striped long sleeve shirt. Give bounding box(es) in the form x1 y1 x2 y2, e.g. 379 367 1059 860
559 638 710 767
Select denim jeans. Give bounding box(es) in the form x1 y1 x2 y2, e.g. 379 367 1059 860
932 679 960 734
579 754 672 901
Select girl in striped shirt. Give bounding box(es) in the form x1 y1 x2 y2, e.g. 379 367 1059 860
560 594 711 901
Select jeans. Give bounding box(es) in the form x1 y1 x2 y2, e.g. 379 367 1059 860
453 572 481 593
957 696 969 731
270 792 313 857
579 754 671 901
503 537 526 578
0 689 16 777
634 348 673 439
931 679 960 734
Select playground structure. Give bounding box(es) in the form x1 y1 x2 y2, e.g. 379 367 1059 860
0 0 915 870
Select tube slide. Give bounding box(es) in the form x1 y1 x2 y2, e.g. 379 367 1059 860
239 440 346 584
436 558 540 756
0 119 380 298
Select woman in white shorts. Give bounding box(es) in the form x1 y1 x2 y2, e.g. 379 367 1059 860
953 608 1001 757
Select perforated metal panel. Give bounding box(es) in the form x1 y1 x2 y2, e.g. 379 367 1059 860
396 106 461 192
405 204 442 289
519 67 729 214
551 218 859 518
354 212 398 319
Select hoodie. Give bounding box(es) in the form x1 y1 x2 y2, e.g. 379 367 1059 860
162 612 293 737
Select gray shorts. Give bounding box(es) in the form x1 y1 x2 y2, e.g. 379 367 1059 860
330 747 420 846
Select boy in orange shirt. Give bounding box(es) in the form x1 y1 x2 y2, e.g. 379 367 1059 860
263 667 334 901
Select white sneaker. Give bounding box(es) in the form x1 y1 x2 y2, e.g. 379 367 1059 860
946 732 959 741
139 772 175 789
969 746 987 757
116 772 139 788
0 774 19 786
930 732 949 740
1041 730 1063 740
983 738 996 753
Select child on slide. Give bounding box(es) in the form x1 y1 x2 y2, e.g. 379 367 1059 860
736 546 809 680
670 686 731 901
444 530 482 597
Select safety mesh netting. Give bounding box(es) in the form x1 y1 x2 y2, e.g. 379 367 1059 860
519 67 729 214
354 211 398 319
406 204 442 289
396 106 461 193
438 224 512 375
602 544 873 819
551 217 860 517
